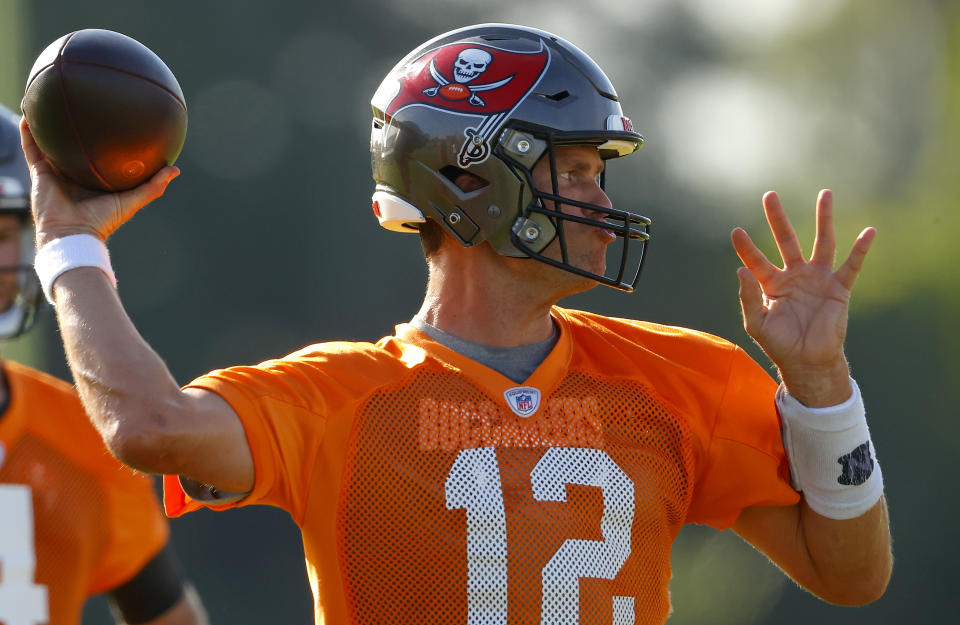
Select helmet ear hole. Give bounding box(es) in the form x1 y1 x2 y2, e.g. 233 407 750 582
439 166 489 193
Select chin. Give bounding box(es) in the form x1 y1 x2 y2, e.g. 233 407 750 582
536 250 607 296
578 257 608 280
554 271 600 299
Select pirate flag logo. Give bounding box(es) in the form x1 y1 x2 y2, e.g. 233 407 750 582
384 41 551 167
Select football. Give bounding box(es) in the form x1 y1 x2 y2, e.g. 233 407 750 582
21 29 187 192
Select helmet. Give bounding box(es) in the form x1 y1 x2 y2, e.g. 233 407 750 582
0 105 42 340
370 23 650 291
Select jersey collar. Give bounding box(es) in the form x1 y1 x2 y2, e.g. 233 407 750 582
393 306 574 401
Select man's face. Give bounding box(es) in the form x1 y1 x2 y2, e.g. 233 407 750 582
530 145 614 285
0 214 24 313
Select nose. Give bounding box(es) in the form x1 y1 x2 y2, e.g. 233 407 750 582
594 183 612 211
580 179 612 217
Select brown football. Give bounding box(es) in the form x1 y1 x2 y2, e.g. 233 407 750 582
22 29 187 192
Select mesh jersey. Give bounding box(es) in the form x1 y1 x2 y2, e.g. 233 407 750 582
0 361 169 625
164 307 799 625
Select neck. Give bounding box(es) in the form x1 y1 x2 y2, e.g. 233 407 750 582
416 244 587 346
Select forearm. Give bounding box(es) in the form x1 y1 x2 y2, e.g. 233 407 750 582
24 125 251 487
53 266 186 472
798 495 892 604
761 373 892 603
734 497 892 606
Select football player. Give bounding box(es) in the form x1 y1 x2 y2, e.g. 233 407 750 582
0 105 207 625
21 24 890 625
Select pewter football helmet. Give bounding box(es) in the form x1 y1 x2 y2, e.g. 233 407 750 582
0 105 42 339
370 23 650 290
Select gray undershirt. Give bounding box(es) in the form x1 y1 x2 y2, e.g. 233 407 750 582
410 315 559 384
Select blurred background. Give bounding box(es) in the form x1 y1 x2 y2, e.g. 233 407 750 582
1 0 956 622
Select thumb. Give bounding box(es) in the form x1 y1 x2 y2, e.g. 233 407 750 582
114 166 181 215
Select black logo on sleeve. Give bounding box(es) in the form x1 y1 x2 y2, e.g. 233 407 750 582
837 442 874 485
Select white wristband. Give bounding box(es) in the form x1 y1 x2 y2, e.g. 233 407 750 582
777 378 884 520
34 234 117 305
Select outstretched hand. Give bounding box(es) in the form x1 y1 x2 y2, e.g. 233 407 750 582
731 189 875 407
19 116 179 248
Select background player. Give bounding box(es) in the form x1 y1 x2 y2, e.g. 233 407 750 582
20 24 890 624
0 105 207 625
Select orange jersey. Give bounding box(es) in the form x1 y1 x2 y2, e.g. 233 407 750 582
0 361 169 625
165 307 799 625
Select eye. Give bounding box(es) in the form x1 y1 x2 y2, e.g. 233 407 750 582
559 171 572 181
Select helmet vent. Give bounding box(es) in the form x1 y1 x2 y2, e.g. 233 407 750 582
535 90 570 102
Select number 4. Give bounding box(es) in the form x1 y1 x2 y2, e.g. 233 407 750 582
0 485 49 625
446 447 636 625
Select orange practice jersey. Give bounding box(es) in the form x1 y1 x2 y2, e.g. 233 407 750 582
0 361 169 625
165 307 799 625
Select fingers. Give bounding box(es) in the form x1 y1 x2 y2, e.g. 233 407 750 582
762 191 805 267
835 226 876 290
736 266 765 336
731 227 778 282
19 117 51 173
811 189 836 268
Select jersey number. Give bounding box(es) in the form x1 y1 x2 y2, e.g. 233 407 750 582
0 485 49 625
445 447 636 625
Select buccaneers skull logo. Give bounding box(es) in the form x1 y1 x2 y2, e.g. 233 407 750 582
384 41 551 166
421 48 515 107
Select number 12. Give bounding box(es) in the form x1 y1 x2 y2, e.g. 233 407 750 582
445 447 636 625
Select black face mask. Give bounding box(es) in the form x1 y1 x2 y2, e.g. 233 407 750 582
497 121 651 292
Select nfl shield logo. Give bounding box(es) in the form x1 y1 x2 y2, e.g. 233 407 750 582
504 386 541 418
517 394 533 411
